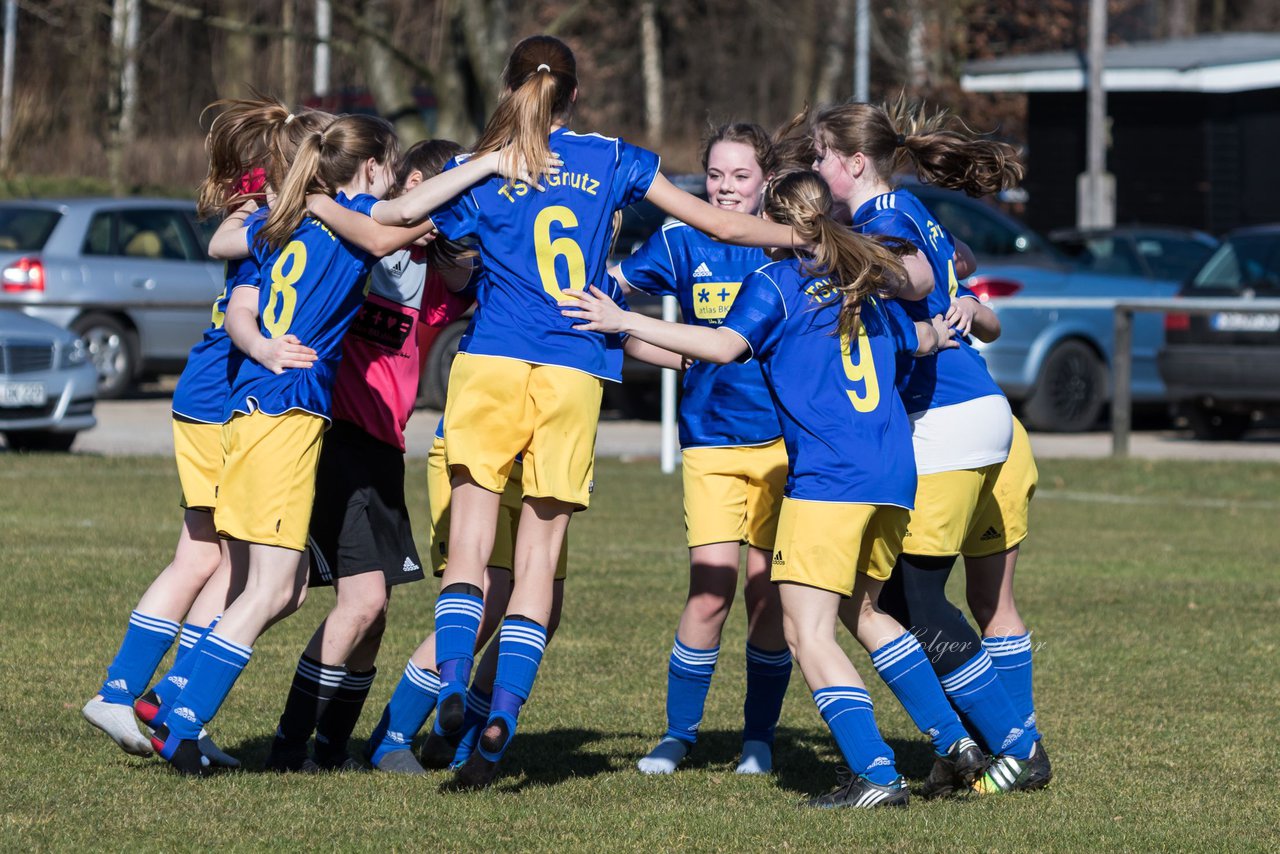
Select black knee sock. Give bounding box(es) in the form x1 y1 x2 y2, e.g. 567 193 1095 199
314 666 377 761
889 554 984 676
275 654 348 752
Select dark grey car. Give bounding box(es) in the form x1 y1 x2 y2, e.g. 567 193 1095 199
0 198 222 397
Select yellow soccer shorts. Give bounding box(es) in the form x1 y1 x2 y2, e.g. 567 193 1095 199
961 417 1037 558
215 410 325 551
770 498 909 597
428 435 568 579
173 416 223 511
443 352 603 509
681 438 787 550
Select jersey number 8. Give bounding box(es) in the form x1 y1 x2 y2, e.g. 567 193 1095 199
265 240 308 337
839 324 880 413
534 205 585 302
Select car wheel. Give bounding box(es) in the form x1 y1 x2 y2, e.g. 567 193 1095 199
417 321 467 410
1022 340 1107 432
72 312 136 399
4 430 77 452
1183 403 1251 441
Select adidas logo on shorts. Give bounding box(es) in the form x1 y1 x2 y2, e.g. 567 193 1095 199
980 526 1001 541
772 550 784 566
402 557 420 573
693 262 713 278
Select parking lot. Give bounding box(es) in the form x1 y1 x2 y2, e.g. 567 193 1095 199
64 396 1280 463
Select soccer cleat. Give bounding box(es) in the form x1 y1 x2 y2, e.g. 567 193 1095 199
453 750 500 790
972 741 1052 794
315 752 368 773
806 768 910 809
82 697 153 757
418 729 462 770
150 725 212 777
636 736 690 775
264 744 320 774
370 748 426 776
199 730 240 769
133 690 163 726
435 692 466 735
921 737 987 799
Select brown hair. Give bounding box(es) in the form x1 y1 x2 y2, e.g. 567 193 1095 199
700 122 777 176
393 138 473 269
771 106 817 173
472 35 577 190
762 170 911 339
259 114 399 250
811 95 1023 197
196 95 333 218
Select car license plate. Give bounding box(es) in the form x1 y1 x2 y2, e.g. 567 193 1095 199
1210 312 1280 332
0 382 47 407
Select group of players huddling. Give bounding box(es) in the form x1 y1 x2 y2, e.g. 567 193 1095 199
82 34 1050 808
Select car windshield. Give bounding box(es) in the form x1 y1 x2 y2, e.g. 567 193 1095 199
1191 234 1280 293
0 208 61 252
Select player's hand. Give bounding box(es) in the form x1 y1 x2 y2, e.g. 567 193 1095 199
945 296 979 337
931 314 959 352
560 285 628 333
495 148 564 192
253 334 318 374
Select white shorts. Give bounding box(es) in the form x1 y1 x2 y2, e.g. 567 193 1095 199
909 394 1013 475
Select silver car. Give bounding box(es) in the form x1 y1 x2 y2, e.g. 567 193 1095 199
0 198 222 397
0 310 97 451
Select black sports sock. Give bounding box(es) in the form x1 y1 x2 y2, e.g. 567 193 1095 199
883 554 983 676
274 654 347 752
314 667 377 762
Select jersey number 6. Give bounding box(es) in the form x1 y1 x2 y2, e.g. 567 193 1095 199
264 240 308 337
534 205 585 302
839 324 880 413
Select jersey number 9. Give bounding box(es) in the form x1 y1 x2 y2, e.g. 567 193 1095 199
264 241 307 337
534 205 585 303
839 324 880 413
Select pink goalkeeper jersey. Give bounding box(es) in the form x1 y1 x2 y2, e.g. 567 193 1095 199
331 248 468 451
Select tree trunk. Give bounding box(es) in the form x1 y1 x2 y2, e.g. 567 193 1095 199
280 0 297 107
361 0 430 146
431 0 478 144
640 0 663 146
107 0 141 196
211 0 254 99
907 0 927 91
789 1 818 111
814 0 851 106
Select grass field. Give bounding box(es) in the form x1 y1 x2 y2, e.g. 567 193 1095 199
2 454 1279 851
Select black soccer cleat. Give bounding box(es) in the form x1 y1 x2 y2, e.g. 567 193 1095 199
921 737 987 799
453 751 501 790
313 752 369 773
972 741 1052 794
263 743 321 774
151 725 212 777
436 692 466 735
806 768 909 809
418 729 463 770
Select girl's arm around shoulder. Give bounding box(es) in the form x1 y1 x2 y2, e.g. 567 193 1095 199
910 315 959 358
223 285 317 374
562 285 747 365
643 173 798 251
306 195 436 257
206 201 257 260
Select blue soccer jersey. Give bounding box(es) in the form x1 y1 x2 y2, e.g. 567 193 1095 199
172 253 261 423
852 189 1003 414
723 259 919 507
429 128 661 381
620 222 780 449
225 193 377 419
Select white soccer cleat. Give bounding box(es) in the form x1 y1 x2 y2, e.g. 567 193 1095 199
636 737 689 775
82 697 153 757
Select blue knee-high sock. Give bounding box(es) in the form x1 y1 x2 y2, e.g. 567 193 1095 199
99 611 180 705
451 684 492 768
812 686 899 785
161 633 252 749
664 635 719 745
367 663 439 765
434 591 484 711
982 634 1040 742
742 643 791 746
939 651 1035 760
153 620 215 708
871 631 972 756
479 618 547 761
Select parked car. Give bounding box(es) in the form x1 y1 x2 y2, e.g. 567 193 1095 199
0 198 223 398
1049 226 1218 281
1157 224 1280 440
911 184 1216 431
0 309 97 451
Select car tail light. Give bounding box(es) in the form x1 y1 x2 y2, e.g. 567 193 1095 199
966 276 1023 302
2 257 45 292
1164 312 1190 331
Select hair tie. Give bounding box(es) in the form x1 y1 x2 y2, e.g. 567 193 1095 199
537 63 551 73
895 133 906 148
284 112 296 125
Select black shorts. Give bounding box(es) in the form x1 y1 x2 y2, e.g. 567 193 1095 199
307 420 425 588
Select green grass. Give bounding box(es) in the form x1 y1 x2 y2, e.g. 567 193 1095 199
2 455 1279 851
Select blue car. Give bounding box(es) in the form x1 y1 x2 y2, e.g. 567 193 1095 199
911 185 1218 432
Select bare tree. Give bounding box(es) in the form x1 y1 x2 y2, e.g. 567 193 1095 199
640 0 663 146
360 0 430 145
